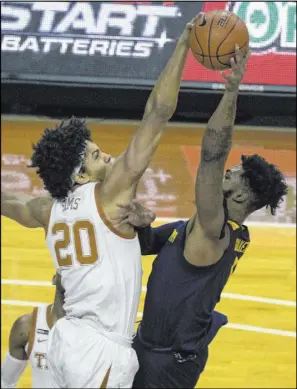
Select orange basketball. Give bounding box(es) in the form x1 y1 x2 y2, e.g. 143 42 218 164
189 10 249 70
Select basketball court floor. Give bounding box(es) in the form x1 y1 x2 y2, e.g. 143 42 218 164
1 117 296 388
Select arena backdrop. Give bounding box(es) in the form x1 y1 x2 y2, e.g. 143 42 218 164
1 1 296 93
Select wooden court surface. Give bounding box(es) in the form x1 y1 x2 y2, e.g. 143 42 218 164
1 118 296 388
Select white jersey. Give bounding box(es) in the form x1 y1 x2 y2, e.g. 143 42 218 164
25 304 53 388
46 182 142 340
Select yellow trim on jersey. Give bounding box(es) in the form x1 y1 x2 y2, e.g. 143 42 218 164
227 220 240 231
230 256 240 276
168 229 178 243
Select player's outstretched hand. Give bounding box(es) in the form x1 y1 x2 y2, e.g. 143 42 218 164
110 200 156 229
179 13 202 46
220 45 251 91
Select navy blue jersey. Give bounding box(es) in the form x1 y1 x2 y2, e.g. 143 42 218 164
137 217 250 353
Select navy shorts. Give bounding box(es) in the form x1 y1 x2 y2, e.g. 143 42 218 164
132 335 208 388
132 310 227 388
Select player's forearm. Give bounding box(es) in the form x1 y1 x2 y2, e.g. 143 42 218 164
101 34 190 193
195 89 238 231
143 37 189 121
123 39 189 176
201 89 238 164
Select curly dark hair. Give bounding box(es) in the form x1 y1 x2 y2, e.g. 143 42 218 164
30 117 91 200
241 154 288 215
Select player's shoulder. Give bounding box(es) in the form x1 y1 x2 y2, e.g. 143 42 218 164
161 219 187 240
9 311 35 347
12 312 34 330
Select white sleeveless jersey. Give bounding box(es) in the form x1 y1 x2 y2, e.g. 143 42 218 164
46 182 142 339
25 304 53 388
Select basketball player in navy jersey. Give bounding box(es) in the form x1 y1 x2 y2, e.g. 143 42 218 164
111 46 288 388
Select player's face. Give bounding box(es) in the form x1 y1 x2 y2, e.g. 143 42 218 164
83 141 113 181
222 164 244 193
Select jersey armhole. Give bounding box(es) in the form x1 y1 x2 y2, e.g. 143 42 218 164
26 307 38 358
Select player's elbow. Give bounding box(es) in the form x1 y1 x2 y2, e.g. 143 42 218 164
145 96 176 121
12 216 40 228
3 202 41 228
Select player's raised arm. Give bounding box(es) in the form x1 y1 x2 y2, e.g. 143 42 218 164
1 191 52 228
99 20 195 203
195 46 250 238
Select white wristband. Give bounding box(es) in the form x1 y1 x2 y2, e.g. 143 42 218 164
1 352 28 388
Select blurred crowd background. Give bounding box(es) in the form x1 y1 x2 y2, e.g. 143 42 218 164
1 0 296 224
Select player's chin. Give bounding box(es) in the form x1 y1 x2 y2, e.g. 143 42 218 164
100 165 110 181
222 185 230 195
105 163 113 176
93 168 105 182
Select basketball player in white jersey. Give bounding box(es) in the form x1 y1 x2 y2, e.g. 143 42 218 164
1 274 65 388
1 19 197 388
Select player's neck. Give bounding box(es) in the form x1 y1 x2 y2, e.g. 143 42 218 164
226 202 247 225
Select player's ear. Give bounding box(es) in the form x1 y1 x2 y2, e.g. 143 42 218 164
74 171 90 185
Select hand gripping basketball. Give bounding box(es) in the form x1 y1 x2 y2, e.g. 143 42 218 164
220 45 251 92
179 14 201 47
